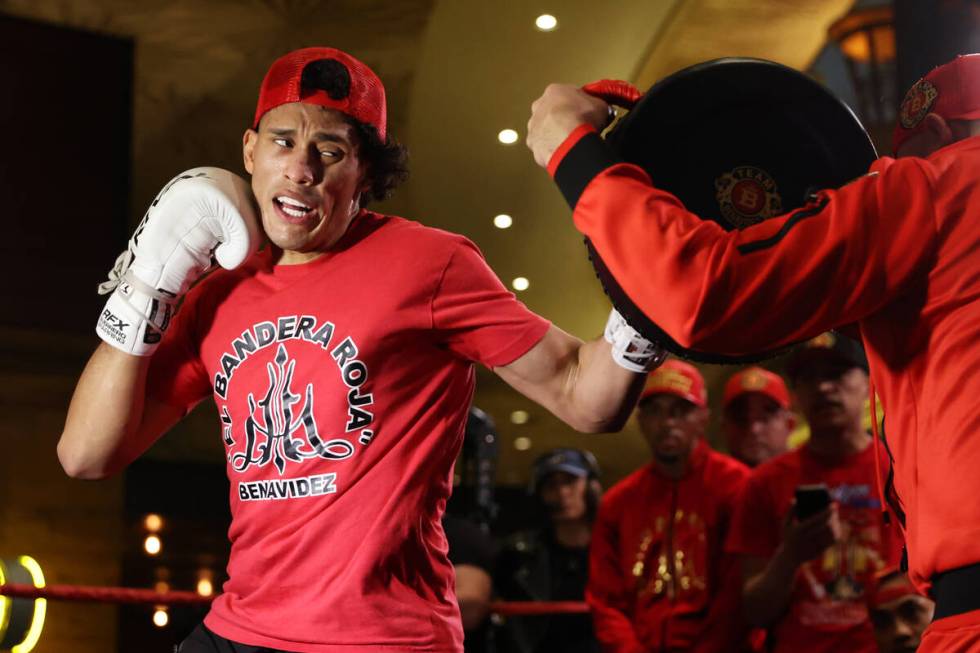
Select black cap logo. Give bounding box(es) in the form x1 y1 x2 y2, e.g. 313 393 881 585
301 58 351 100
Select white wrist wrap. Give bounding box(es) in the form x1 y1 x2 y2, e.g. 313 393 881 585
97 259 179 356
604 308 667 373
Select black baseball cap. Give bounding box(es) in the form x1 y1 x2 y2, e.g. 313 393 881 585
786 332 868 380
529 448 599 493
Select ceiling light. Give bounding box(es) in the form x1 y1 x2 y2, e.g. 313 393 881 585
514 436 533 451
197 578 214 597
494 214 513 229
535 14 558 31
510 410 530 425
144 514 163 532
152 607 169 628
144 535 162 556
512 277 529 291
498 129 519 145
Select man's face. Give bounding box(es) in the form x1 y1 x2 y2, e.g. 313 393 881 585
895 115 980 159
243 102 367 261
723 393 794 467
636 394 706 466
538 471 589 523
870 587 934 653
792 357 868 435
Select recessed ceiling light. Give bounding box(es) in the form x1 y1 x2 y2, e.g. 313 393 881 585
512 277 530 291
535 14 558 31
498 128 519 144
514 436 533 451
144 535 162 556
510 410 530 425
144 513 163 532
197 577 214 597
152 607 169 628
494 214 513 229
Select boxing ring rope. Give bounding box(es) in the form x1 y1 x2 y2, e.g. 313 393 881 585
0 583 589 615
0 583 209 606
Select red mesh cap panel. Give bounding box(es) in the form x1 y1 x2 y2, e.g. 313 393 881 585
253 47 386 141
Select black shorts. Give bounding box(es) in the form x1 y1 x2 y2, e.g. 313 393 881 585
177 623 296 653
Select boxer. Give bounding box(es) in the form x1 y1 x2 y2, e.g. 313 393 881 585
59 46 663 652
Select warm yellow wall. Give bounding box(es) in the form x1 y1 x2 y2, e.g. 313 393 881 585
0 329 123 652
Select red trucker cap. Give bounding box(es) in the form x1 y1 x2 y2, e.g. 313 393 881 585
253 47 387 141
641 360 707 408
723 366 790 410
893 54 980 153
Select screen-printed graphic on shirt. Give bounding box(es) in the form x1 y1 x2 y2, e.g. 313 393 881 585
212 314 375 501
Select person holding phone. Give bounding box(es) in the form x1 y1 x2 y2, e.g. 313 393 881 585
725 334 904 653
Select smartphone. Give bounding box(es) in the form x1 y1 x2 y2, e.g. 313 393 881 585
795 484 831 520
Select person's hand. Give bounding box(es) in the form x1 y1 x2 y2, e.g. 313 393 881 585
96 167 260 355
782 503 841 565
526 83 610 168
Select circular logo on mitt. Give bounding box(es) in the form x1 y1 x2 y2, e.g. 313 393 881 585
715 166 782 228
899 79 938 129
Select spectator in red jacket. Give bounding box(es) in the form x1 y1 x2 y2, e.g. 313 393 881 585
587 359 751 652
722 367 796 468
726 334 904 653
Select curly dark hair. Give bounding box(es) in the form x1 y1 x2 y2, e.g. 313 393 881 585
346 117 409 206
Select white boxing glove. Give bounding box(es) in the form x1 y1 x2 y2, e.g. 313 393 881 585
96 168 261 355
604 308 668 373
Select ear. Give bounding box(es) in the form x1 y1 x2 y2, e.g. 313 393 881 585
922 113 955 147
694 406 710 430
784 411 798 432
588 478 603 502
358 166 372 200
243 129 258 175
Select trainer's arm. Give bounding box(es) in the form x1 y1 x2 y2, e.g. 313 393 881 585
495 325 646 433
527 85 940 356
58 344 183 479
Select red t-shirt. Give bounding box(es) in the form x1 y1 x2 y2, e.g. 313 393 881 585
726 444 903 653
551 128 980 594
147 212 550 652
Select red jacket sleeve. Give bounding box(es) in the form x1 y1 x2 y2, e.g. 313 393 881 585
696 553 751 653
551 129 940 356
586 498 646 653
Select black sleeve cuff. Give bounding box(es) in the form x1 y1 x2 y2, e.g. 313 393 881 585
553 132 622 209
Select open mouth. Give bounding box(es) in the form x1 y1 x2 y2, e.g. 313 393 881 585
274 195 317 221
